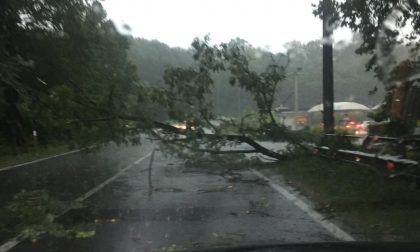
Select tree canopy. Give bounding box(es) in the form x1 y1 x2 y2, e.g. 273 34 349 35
127 37 384 115
0 0 391 155
314 0 420 129
314 0 420 83
0 0 141 148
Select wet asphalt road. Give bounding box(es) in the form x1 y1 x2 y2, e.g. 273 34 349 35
1 140 337 252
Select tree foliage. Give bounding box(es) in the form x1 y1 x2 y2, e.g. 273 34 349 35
314 0 420 82
0 0 141 148
163 36 289 131
0 0 389 153
315 0 420 128
128 37 384 116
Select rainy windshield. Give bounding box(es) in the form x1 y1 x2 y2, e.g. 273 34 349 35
1 0 420 251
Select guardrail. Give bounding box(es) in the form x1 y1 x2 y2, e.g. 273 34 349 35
316 134 420 182
324 133 420 143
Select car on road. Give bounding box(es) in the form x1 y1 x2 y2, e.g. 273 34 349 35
169 120 197 130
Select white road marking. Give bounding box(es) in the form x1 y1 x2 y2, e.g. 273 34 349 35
0 236 23 252
252 169 356 242
75 152 152 202
0 152 152 252
0 149 82 172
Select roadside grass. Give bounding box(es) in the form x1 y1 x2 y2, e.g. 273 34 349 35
271 156 420 241
0 144 75 169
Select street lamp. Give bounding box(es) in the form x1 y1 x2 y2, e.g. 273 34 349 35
294 67 303 112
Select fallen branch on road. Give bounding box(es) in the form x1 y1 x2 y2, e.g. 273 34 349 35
73 114 291 161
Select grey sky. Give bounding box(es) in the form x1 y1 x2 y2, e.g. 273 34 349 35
103 0 352 53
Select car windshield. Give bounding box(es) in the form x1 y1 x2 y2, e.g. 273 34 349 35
1 0 420 251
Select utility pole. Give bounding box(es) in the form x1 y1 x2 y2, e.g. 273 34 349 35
216 84 220 115
238 88 242 118
294 67 302 112
322 0 335 134
294 73 299 112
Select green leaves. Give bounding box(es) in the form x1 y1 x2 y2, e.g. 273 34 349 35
0 190 91 240
0 0 142 147
164 37 288 131
315 0 420 73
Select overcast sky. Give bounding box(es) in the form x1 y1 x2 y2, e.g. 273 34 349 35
102 0 352 53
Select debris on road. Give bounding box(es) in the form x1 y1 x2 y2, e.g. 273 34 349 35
244 198 273 217
212 232 246 243
228 211 239 217
245 210 273 217
182 169 221 176
197 185 233 194
183 168 269 186
154 187 184 193
225 232 246 239
94 218 120 224
233 178 269 185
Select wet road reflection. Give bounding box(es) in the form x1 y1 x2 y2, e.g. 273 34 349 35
10 145 335 252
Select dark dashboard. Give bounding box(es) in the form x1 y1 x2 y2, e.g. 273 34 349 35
193 242 420 252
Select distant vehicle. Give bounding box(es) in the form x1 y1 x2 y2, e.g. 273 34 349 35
170 120 196 130
356 120 374 135
170 121 187 130
294 115 308 126
344 120 361 130
337 119 368 135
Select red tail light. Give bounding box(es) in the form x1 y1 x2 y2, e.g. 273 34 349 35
386 161 395 172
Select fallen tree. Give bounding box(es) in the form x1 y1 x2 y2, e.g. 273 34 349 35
68 37 307 161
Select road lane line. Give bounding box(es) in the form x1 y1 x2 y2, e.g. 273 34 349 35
75 152 152 202
251 169 356 242
0 149 82 172
0 151 152 252
0 144 102 172
0 236 24 252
